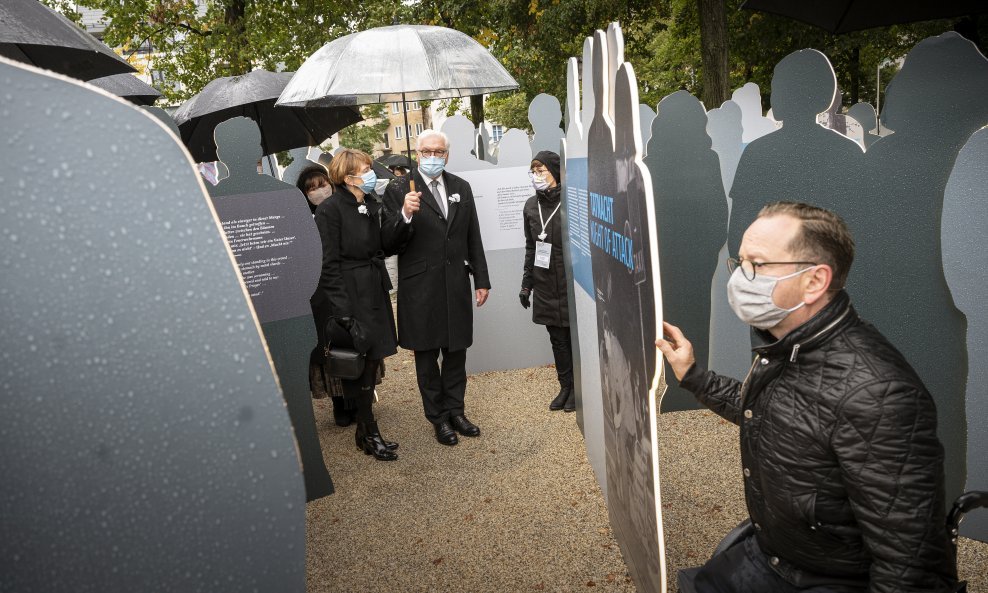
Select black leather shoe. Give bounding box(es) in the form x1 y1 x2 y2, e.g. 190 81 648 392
450 414 480 437
549 388 569 411
356 422 398 461
434 420 459 446
563 389 576 413
355 421 398 451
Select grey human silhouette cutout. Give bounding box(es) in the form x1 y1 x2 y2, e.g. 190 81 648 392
141 105 180 136
645 91 728 412
442 115 494 171
529 92 565 154
728 49 863 259
732 82 778 143
0 57 305 591
211 116 332 502
704 100 752 381
494 128 532 167
850 32 988 503
639 104 656 149
280 146 314 187
942 125 988 541
846 102 880 151
819 87 846 135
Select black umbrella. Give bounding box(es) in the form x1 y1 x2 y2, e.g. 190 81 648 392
378 153 413 169
173 69 363 163
741 0 988 34
0 0 135 80
88 73 162 105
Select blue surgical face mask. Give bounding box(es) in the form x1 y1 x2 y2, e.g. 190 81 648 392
419 156 445 178
351 170 377 194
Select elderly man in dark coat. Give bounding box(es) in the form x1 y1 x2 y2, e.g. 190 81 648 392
382 129 491 446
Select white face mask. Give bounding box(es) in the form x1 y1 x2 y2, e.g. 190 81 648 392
726 265 816 329
307 185 332 206
374 178 390 195
529 171 552 192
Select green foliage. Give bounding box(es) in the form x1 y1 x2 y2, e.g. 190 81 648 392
485 91 531 132
338 103 389 155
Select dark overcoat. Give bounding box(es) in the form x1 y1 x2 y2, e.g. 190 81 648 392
312 186 398 360
382 170 490 351
521 186 569 327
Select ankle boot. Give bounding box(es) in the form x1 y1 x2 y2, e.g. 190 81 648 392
563 387 576 412
356 421 398 461
549 387 569 411
354 420 398 451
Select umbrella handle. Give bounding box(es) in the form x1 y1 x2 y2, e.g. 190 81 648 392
409 179 416 192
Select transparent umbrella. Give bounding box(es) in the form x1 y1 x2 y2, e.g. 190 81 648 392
276 25 518 189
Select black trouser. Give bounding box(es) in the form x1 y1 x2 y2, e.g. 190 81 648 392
341 358 380 424
685 535 866 593
546 325 574 390
413 348 467 424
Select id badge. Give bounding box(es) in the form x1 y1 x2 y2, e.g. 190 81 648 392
535 241 552 269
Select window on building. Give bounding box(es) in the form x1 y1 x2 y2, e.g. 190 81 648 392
491 125 504 143
416 123 424 135
395 126 403 140
383 132 390 149
406 101 420 111
392 102 401 113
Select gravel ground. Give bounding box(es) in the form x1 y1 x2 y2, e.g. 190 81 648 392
306 347 988 592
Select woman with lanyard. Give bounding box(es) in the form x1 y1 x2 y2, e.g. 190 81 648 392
519 151 575 412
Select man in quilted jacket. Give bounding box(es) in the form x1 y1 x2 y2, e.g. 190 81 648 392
658 202 957 592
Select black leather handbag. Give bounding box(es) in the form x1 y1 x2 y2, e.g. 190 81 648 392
323 318 366 380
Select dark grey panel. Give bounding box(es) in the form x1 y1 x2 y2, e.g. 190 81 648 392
210 117 332 502
943 125 988 542
846 102 879 151
848 32 988 502
0 58 305 592
645 91 728 412
589 29 665 592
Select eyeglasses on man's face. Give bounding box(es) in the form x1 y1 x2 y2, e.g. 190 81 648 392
727 257 817 281
418 148 448 158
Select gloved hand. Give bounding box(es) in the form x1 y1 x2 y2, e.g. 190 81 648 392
519 288 531 309
337 316 355 331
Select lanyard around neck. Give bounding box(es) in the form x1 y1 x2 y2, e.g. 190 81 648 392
537 199 561 241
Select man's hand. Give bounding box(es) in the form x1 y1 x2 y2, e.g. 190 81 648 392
519 288 531 309
655 321 695 382
402 191 421 219
476 288 489 307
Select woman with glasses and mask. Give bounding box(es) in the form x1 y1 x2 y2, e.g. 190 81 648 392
313 148 401 461
518 151 575 412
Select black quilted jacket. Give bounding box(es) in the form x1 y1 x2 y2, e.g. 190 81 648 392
680 291 957 592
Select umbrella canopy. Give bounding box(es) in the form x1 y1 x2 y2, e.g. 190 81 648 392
378 153 413 169
173 69 363 163
276 25 518 108
0 0 135 80
741 0 988 34
371 160 395 180
88 73 162 105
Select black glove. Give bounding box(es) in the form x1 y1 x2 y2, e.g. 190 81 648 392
337 316 355 331
519 288 531 309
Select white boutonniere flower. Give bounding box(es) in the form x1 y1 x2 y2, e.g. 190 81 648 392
448 193 461 204
357 204 369 216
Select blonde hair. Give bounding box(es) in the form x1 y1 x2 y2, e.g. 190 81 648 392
328 148 372 185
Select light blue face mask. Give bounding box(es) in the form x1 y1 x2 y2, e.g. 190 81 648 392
352 170 377 194
419 156 445 178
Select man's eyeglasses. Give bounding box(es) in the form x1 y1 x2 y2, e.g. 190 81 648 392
419 149 448 158
727 257 816 281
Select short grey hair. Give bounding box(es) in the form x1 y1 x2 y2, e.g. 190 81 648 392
417 129 449 150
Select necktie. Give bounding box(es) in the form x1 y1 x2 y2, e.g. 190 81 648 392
430 180 446 218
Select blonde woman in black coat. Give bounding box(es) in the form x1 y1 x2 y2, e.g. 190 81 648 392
313 149 400 461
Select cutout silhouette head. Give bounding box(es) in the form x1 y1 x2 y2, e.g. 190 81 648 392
215 117 263 177
882 32 988 131
653 90 710 150
530 94 563 133
770 50 837 124
707 100 743 145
